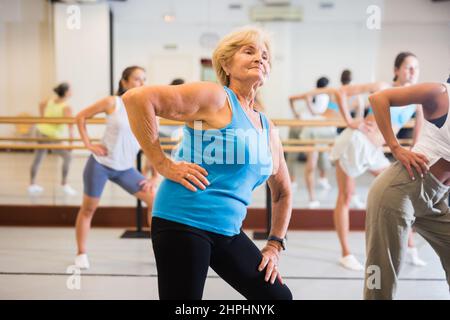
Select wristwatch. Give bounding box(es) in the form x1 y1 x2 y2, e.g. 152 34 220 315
267 235 286 251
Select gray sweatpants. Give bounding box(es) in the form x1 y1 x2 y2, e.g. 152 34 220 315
364 161 450 299
30 132 72 185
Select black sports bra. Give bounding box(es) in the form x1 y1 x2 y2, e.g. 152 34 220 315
429 113 448 128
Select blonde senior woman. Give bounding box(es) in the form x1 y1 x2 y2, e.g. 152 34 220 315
123 27 293 300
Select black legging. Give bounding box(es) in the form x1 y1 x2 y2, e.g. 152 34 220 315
151 217 293 300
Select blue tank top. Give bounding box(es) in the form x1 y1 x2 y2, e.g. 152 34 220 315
327 101 339 112
152 86 273 236
368 104 416 128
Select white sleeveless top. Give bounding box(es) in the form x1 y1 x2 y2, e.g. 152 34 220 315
412 83 450 167
93 96 141 170
310 93 329 114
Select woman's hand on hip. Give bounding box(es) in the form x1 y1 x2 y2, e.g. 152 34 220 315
258 244 283 285
392 145 429 180
156 158 209 192
88 144 108 156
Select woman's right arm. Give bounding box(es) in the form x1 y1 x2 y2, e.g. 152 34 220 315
340 82 390 97
38 100 47 117
336 82 389 131
368 83 443 178
75 96 115 156
122 81 226 191
288 96 301 119
289 87 342 117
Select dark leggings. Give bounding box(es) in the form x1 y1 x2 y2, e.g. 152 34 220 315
151 217 293 300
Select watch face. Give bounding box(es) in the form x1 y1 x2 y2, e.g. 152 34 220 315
269 236 286 250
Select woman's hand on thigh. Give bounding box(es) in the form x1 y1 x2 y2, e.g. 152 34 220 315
258 244 283 285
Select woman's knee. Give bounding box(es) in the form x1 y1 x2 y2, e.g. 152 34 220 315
137 190 155 206
256 283 293 300
276 284 293 300
79 198 99 217
337 188 353 206
305 161 317 173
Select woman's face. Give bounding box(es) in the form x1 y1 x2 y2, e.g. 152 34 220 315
226 42 271 87
395 56 420 86
123 69 146 90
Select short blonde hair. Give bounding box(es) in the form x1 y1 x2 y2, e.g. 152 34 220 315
212 26 272 86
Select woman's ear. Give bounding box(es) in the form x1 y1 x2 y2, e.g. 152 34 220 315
221 61 230 76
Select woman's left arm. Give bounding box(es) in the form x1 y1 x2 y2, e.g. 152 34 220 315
369 83 439 178
258 121 292 285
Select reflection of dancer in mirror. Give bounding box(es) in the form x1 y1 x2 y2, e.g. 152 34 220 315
330 52 426 270
338 69 367 209
340 69 366 120
29 82 76 196
289 77 338 208
74 66 157 270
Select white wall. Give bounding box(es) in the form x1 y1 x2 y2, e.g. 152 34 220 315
0 0 54 135
111 0 387 137
376 0 450 83
53 2 111 107
53 2 110 139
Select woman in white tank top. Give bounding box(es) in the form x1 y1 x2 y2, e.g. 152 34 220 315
73 66 158 269
289 77 339 208
364 81 450 299
289 53 425 270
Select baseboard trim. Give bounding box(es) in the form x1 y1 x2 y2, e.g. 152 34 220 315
0 205 366 231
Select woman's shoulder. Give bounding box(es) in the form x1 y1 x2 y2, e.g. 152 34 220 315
199 81 227 100
40 98 50 106
175 81 227 107
103 95 117 110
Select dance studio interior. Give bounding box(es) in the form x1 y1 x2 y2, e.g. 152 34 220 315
0 0 449 303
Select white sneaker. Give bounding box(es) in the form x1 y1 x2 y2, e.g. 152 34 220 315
318 178 332 190
308 200 321 209
406 247 427 267
62 184 77 196
74 253 90 269
28 184 44 194
339 254 364 271
350 195 366 209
